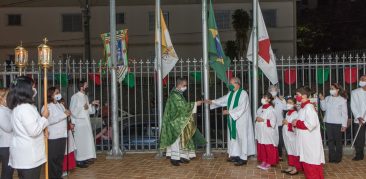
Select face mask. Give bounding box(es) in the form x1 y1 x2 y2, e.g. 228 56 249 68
359 81 366 87
229 84 235 91
261 98 268 105
180 87 187 92
286 104 294 110
54 94 62 101
329 90 337 96
32 88 37 98
270 91 278 97
295 95 302 102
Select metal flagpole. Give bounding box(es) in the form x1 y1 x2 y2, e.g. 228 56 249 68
107 0 123 159
202 0 213 159
155 0 164 157
252 0 259 121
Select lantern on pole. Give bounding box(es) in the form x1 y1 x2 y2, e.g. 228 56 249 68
38 38 52 179
14 42 29 76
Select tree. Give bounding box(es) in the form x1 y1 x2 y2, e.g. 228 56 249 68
224 9 251 59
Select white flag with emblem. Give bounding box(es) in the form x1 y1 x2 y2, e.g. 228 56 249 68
247 4 278 84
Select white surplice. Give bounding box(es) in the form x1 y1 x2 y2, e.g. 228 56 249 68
70 91 96 161
211 90 256 160
255 105 278 146
351 88 366 123
283 111 298 156
297 103 325 165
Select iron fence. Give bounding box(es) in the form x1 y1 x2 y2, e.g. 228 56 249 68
1 52 365 153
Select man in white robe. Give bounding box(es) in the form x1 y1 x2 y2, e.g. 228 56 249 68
206 77 256 166
351 75 366 161
70 80 99 168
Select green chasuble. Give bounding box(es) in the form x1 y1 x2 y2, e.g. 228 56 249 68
159 89 206 150
227 89 243 140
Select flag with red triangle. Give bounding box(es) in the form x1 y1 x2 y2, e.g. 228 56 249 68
247 4 278 84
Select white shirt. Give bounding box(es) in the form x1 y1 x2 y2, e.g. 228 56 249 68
351 88 366 123
272 97 286 127
320 96 348 127
0 106 12 147
42 103 67 139
9 104 48 169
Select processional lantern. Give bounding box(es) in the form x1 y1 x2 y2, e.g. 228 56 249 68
14 41 28 75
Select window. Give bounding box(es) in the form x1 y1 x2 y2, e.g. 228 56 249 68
215 10 231 29
116 13 125 24
62 14 82 32
8 14 21 26
148 12 169 31
262 9 277 28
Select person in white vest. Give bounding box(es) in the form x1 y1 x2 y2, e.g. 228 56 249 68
281 97 302 175
41 87 70 178
206 77 256 166
255 93 279 170
268 85 286 160
0 88 14 179
7 76 49 179
351 75 366 161
292 86 325 179
70 80 99 168
319 83 348 163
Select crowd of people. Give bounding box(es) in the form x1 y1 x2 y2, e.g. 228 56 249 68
0 76 99 179
160 75 366 179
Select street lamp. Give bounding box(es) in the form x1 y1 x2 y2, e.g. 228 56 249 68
38 37 52 179
14 42 28 76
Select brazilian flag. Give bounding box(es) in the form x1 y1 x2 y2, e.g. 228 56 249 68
207 0 231 87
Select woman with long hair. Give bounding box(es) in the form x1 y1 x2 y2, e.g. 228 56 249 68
7 76 49 179
0 88 14 178
319 83 348 163
42 87 70 178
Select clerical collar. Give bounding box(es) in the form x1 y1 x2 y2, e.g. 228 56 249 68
301 100 311 108
262 103 271 109
287 110 296 116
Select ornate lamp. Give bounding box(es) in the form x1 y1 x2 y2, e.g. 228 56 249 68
14 42 28 75
38 38 52 179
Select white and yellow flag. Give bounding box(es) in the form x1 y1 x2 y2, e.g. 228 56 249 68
160 10 179 78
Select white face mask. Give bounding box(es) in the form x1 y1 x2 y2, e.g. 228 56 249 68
261 98 268 105
180 87 187 92
54 94 62 101
270 91 278 97
359 81 366 87
286 104 294 110
32 88 37 98
329 90 337 96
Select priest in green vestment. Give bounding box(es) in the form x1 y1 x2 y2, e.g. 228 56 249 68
206 77 256 166
159 78 206 166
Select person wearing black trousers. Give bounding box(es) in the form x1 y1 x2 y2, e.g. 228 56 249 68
42 87 70 179
268 85 286 160
319 83 348 163
0 88 14 179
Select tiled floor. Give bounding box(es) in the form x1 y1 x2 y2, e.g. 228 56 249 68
63 152 366 179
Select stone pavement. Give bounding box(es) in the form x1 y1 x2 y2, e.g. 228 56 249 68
64 152 366 179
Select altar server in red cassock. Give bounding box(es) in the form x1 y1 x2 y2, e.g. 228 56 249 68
255 93 279 170
292 86 325 179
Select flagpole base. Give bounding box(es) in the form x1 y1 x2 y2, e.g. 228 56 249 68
155 149 164 159
106 149 123 160
202 153 214 160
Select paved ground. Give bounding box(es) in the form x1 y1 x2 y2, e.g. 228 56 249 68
62 152 366 179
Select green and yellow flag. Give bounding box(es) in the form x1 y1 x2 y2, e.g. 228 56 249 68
208 0 231 87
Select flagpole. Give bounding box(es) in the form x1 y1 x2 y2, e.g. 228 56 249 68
155 0 164 157
107 0 123 159
202 0 213 160
252 0 259 120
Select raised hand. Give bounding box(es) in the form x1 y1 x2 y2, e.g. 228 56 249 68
196 101 203 106
42 109 49 119
203 99 212 104
319 93 325 100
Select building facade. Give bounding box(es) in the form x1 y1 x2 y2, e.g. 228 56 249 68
0 0 296 63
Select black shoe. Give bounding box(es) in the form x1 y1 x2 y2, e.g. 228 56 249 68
227 156 239 163
286 171 299 176
76 162 88 168
234 159 247 166
166 156 171 160
170 159 180 166
86 159 95 164
180 158 190 164
352 156 363 161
